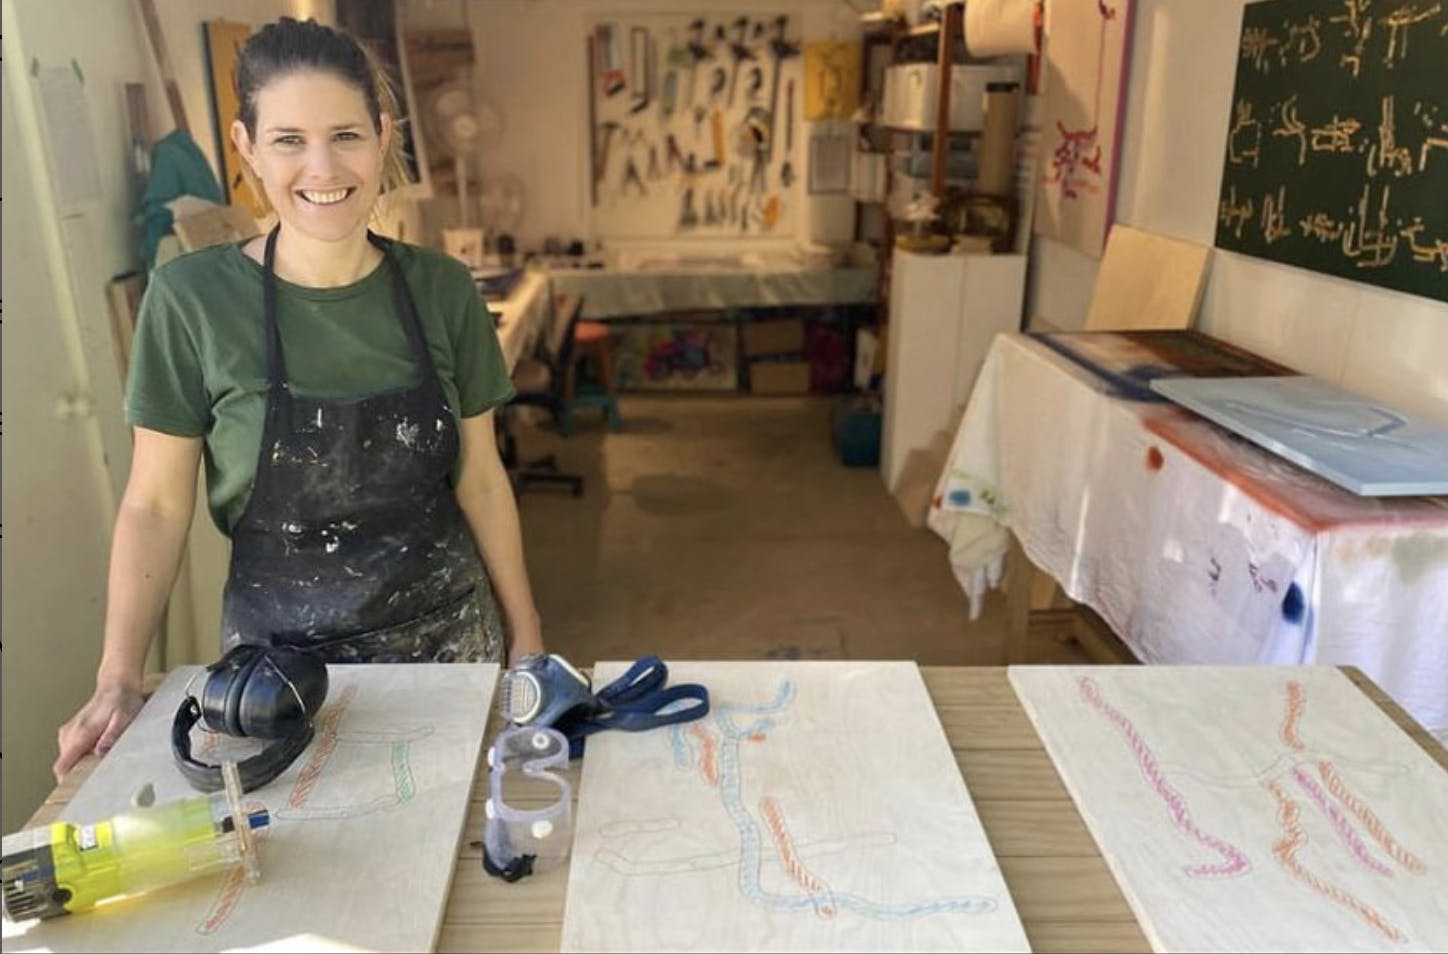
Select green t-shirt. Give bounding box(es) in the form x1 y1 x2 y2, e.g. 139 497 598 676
125 241 514 534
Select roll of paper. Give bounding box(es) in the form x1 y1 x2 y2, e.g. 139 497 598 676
963 0 1040 58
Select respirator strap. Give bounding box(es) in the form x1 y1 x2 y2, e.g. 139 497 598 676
171 696 315 793
563 657 710 758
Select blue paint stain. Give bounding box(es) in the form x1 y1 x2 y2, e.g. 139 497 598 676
1282 583 1306 624
948 489 972 506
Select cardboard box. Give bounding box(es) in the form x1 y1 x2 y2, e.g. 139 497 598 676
892 427 954 528
741 318 806 357
749 360 811 394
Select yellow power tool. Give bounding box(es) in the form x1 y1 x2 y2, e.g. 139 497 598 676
1 762 266 921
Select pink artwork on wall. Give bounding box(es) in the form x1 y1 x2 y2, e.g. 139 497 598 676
1033 0 1136 257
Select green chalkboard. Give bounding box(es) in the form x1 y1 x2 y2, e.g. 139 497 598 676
1215 0 1447 303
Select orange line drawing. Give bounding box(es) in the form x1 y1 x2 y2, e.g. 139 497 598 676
760 796 837 918
1317 760 1428 875
195 799 267 936
288 684 358 809
1280 681 1307 751
1265 782 1404 942
692 723 720 787
198 864 248 936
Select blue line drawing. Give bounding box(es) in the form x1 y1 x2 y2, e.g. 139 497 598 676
604 679 999 920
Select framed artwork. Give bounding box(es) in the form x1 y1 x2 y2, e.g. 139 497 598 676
336 0 432 198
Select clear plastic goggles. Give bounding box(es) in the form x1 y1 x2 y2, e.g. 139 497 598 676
482 726 573 882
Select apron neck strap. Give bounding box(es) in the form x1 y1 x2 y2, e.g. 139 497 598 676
262 227 444 404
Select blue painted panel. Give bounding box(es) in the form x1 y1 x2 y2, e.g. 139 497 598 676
1151 376 1448 497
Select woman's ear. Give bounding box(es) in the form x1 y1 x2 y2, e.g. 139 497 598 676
230 119 257 172
378 112 395 157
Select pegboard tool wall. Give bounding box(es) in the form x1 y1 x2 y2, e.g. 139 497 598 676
587 11 806 241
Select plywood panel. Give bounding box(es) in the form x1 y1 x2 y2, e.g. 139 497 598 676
3 664 497 953
1011 666 1448 952
562 660 1031 952
1084 224 1210 331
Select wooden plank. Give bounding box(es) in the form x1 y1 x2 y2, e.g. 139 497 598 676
442 863 569 924
438 921 564 954
1026 919 1152 953
135 0 190 133
1344 666 1448 770
1070 605 1137 664
975 800 1099 856
105 272 145 381
922 665 1020 705
1004 532 1033 663
997 856 1138 921
937 702 1042 749
955 747 1071 801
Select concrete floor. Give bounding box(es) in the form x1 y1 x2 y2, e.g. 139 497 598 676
512 394 1091 668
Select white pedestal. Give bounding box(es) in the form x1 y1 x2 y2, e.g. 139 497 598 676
881 249 1026 490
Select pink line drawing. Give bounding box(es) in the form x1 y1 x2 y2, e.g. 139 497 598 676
1080 676 1430 944
1266 782 1405 942
1288 766 1393 876
1079 677 1252 878
1043 1 1118 200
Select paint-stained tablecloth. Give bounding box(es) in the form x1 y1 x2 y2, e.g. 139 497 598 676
929 332 1448 739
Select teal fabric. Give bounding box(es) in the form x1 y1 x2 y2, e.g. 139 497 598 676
137 130 224 268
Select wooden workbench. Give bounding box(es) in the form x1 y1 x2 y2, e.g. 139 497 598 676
30 667 1447 953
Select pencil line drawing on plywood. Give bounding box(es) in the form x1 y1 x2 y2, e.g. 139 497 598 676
1014 666 1448 952
187 682 440 935
564 661 1031 952
1084 675 1429 940
595 679 995 920
4 664 497 954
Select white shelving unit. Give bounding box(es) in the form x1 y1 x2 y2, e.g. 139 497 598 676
881 248 1026 490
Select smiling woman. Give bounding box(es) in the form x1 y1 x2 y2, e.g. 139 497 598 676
52 17 546 783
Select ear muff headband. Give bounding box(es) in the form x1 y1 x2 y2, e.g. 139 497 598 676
172 644 328 794
171 697 316 793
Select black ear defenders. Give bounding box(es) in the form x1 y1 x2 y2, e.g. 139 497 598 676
171 643 329 793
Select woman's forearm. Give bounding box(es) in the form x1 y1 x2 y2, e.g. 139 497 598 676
458 473 543 656
97 502 195 690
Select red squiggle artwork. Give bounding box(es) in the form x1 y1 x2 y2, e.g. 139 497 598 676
1318 760 1427 875
1266 782 1405 942
288 684 359 810
692 723 720 787
1288 766 1393 876
1079 677 1251 878
1080 675 1430 945
760 796 837 919
195 800 267 936
1280 681 1307 751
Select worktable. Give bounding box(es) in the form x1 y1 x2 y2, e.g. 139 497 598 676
545 255 876 321
929 332 1448 741
29 666 1446 953
488 270 552 371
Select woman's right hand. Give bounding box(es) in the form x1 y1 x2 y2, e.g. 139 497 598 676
53 681 145 782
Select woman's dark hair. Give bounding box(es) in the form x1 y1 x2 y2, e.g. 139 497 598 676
233 17 410 203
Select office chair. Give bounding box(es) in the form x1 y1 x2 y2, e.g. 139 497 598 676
503 293 586 497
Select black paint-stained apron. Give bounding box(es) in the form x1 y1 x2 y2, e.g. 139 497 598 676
219 228 504 663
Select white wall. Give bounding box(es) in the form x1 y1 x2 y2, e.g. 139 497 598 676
1025 0 1448 424
0 0 348 833
445 0 861 253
